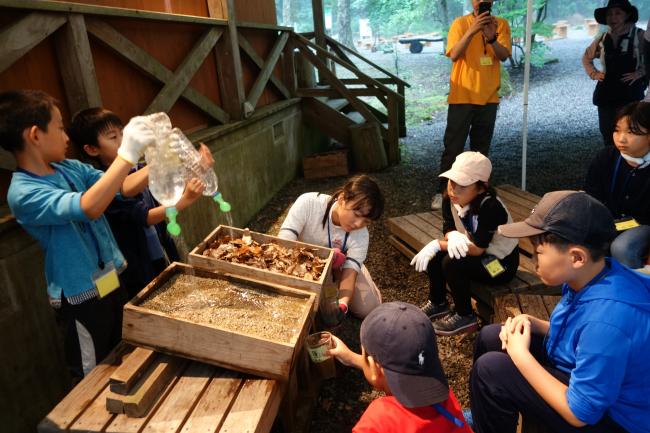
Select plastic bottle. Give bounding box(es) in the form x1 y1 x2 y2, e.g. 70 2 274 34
144 113 186 236
167 127 231 212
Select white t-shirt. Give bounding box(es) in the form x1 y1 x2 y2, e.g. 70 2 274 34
278 192 369 272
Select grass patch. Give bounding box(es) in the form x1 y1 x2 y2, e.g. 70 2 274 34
405 94 448 126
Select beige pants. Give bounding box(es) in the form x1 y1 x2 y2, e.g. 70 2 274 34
348 265 382 318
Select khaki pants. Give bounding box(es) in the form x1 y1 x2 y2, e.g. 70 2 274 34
348 265 382 318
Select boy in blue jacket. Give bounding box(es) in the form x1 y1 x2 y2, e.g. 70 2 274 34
0 90 154 379
470 190 650 433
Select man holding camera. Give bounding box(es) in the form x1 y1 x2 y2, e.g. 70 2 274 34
432 0 511 210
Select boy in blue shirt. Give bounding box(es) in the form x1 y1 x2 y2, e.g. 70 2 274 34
0 90 154 379
471 190 650 433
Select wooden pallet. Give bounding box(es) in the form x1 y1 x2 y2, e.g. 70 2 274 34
387 185 561 320
38 343 284 433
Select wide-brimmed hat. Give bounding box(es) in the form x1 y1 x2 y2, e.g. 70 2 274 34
439 151 492 186
360 302 449 408
594 0 638 25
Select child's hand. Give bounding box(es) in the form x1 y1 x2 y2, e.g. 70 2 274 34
504 317 531 359
182 178 205 203
198 143 214 169
327 335 356 367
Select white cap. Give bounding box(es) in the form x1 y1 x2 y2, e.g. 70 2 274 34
439 151 492 186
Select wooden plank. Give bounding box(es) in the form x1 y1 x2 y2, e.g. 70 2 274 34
311 0 326 52
388 235 415 260
85 19 229 124
146 26 223 114
499 184 543 207
109 355 186 418
297 87 385 98
37 344 132 433
542 295 562 316
219 379 282 433
54 13 102 116
109 347 156 394
245 31 290 113
471 279 517 308
282 41 297 96
0 12 67 74
180 370 243 433
386 216 434 251
493 294 521 324
142 362 215 433
68 385 115 433
402 214 441 240
301 97 353 145
238 32 293 101
517 294 550 321
225 0 246 118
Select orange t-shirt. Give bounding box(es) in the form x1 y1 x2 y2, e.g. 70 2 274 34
446 14 512 105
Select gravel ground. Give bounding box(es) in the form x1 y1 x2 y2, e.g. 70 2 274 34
249 34 605 432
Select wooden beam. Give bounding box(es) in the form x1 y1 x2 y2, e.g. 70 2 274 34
386 93 400 165
146 26 223 114
297 87 384 98
225 0 246 119
311 0 326 50
0 12 67 75
238 31 290 100
109 347 156 395
54 14 102 115
282 41 297 97
244 31 289 114
85 19 228 124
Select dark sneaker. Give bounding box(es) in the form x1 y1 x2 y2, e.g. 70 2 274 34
433 313 478 336
421 300 451 319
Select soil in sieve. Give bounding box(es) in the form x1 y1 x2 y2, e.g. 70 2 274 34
140 274 309 343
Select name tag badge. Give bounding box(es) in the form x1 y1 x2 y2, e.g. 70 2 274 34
482 256 505 278
93 261 120 298
615 218 640 232
480 56 493 66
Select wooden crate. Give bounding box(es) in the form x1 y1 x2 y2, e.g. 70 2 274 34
188 225 334 296
302 150 349 180
122 262 315 381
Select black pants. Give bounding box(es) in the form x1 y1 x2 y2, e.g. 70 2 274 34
597 104 627 147
427 249 519 316
59 286 127 380
470 324 628 433
439 103 499 192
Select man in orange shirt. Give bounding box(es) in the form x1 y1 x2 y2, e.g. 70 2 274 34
432 0 511 210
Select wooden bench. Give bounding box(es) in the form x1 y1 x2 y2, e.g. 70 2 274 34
38 343 286 433
387 185 561 321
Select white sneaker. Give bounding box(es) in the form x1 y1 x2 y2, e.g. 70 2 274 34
430 194 443 210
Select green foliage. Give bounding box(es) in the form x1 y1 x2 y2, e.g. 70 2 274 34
405 95 447 125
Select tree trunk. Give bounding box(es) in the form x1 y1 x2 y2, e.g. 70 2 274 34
336 0 354 48
282 0 291 27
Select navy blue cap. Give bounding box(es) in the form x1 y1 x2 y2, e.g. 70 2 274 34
360 302 449 408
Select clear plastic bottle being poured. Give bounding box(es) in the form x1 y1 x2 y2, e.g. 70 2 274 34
168 127 231 213
144 113 186 236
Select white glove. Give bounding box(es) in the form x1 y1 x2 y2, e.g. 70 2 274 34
117 116 156 165
447 230 471 259
410 239 441 272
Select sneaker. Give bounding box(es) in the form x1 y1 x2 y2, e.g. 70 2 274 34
433 312 478 336
431 194 443 210
421 300 450 319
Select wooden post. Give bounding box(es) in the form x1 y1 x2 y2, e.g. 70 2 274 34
397 83 406 138
54 14 102 115
386 93 401 165
349 122 388 172
209 0 245 120
311 0 330 83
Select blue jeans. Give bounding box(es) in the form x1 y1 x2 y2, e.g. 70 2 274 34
610 225 650 269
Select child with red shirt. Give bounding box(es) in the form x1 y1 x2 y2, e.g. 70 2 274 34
330 301 473 433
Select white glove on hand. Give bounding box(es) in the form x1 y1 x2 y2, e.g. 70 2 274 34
410 239 441 272
447 230 471 259
117 116 156 165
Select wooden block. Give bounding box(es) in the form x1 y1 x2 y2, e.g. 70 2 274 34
69 385 116 433
38 344 132 433
123 263 315 380
109 347 157 394
219 379 283 433
106 354 186 418
302 150 349 180
188 225 333 296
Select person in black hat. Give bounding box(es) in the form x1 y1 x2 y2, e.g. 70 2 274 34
328 302 472 433
582 0 646 146
469 191 650 433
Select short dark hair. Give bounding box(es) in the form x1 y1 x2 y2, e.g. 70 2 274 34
615 101 650 136
0 90 58 153
531 232 610 262
321 175 385 228
68 107 123 166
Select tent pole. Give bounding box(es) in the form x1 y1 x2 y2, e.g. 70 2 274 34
521 0 534 191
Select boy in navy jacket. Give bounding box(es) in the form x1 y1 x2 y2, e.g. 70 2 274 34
471 191 650 433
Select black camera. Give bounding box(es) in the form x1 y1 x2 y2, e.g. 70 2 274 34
478 1 492 16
